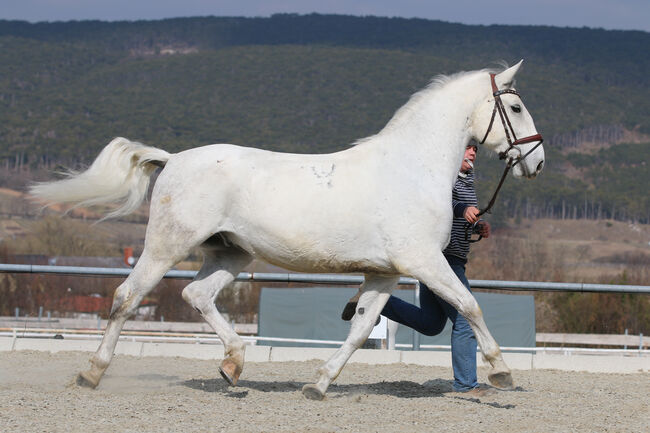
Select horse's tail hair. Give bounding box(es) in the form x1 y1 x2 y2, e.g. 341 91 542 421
29 137 171 220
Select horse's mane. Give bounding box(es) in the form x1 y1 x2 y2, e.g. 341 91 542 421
351 65 506 146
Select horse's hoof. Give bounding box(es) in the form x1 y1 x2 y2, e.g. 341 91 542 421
488 370 514 390
341 302 357 321
76 371 99 389
302 384 326 401
219 358 241 386
218 367 236 386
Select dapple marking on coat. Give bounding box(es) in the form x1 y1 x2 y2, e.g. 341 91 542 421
30 61 544 400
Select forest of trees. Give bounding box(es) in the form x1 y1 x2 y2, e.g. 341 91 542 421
0 14 648 223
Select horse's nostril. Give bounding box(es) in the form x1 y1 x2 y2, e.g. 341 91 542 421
537 161 544 172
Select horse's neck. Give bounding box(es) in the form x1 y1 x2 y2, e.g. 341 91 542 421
374 81 478 185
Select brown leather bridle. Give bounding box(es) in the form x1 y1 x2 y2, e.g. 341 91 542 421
476 73 544 217
480 73 544 162
465 73 544 242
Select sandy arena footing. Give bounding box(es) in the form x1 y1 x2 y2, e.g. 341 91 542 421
0 350 648 432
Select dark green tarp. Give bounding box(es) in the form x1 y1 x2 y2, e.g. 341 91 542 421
258 287 535 348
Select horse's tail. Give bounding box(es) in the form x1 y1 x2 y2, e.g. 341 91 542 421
29 137 171 220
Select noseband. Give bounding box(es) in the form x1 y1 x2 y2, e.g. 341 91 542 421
475 73 544 219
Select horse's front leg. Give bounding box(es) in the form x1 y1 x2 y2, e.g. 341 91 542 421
396 252 513 390
302 275 399 400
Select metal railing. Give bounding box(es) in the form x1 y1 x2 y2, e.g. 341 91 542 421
1 263 648 354
1 263 649 293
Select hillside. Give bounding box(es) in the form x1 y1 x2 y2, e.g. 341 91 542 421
0 14 649 223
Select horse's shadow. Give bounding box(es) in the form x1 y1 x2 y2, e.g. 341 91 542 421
180 377 525 406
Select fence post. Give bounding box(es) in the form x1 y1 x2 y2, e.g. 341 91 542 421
641 333 644 353
413 282 420 351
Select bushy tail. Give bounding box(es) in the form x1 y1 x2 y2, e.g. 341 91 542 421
29 137 171 220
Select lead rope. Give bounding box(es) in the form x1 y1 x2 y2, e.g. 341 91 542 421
477 158 513 217
464 158 513 243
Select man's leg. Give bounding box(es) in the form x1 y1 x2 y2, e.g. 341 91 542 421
440 256 479 392
380 283 448 336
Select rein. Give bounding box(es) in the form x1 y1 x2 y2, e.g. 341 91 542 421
476 73 543 217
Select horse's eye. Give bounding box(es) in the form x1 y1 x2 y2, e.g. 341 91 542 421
511 104 521 113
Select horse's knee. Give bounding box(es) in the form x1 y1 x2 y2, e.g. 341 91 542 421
457 297 481 323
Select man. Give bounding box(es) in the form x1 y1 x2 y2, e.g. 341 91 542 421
342 143 492 395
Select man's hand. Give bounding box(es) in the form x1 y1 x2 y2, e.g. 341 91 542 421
476 221 491 238
463 206 480 224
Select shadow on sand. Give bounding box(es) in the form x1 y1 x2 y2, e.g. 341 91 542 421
180 376 524 407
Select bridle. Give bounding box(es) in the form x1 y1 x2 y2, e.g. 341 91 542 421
465 73 544 242
476 73 543 217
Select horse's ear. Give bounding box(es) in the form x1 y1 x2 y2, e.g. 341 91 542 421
495 60 523 89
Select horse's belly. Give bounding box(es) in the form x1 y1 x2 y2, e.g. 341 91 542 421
259 251 396 275
225 230 396 274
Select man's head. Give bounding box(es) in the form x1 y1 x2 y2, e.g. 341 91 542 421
461 144 478 173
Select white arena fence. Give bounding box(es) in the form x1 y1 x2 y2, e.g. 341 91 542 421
1 327 648 357
1 264 648 356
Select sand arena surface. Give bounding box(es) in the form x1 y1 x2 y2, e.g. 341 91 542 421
0 351 648 432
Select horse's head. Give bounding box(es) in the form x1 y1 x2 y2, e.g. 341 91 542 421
472 60 545 179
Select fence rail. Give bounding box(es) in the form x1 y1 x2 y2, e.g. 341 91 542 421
2 328 648 357
1 263 649 293
537 332 648 349
2 263 648 354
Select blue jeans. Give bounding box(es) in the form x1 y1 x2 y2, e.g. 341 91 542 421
381 255 478 391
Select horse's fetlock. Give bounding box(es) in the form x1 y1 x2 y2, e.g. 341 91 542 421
90 355 110 370
226 343 246 358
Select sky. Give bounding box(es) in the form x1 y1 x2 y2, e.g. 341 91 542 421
1 0 648 33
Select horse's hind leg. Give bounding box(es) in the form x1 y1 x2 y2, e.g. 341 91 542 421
302 274 399 400
77 251 175 388
181 243 252 386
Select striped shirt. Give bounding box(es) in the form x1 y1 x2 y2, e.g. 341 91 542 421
443 170 478 260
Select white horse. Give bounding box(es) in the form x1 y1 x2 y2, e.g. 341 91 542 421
30 60 544 400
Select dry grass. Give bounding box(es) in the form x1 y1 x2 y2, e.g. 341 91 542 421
468 218 650 284
467 218 649 334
